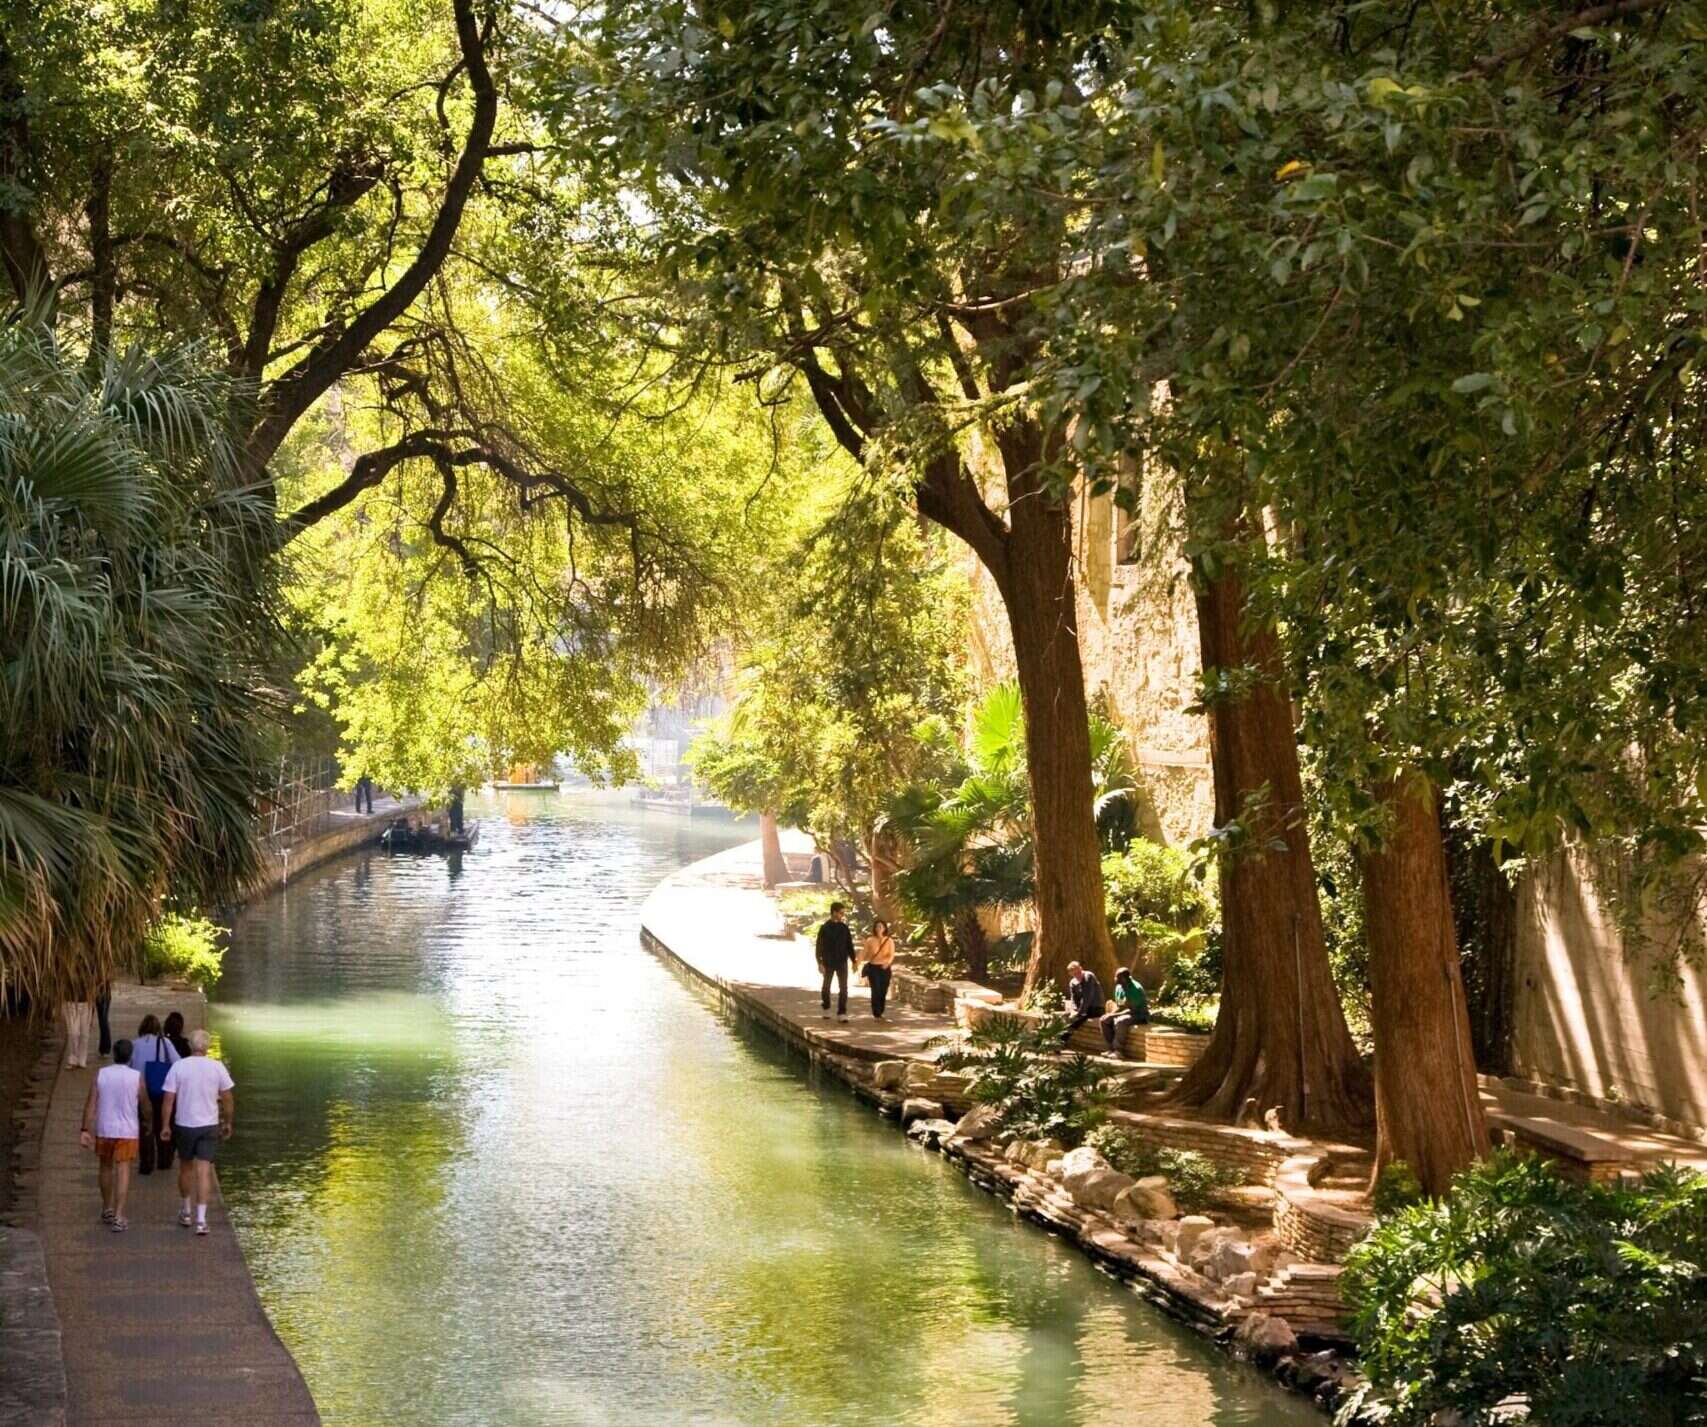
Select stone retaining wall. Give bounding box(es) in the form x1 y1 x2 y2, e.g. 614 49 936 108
1108 1108 1306 1182
1273 1158 1370 1263
1144 1027 1212 1068
1 1026 66 1426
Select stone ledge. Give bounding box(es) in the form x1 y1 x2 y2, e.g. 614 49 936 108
0 1228 66 1426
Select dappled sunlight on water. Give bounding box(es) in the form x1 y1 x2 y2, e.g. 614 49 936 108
215 791 1315 1427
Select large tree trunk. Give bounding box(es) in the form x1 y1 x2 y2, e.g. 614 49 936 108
867 825 903 927
1169 554 1371 1135
1360 769 1490 1195
1444 814 1519 1074
759 812 788 889
1002 481 1119 997
954 907 991 983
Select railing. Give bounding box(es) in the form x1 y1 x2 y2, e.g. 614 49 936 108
257 756 344 850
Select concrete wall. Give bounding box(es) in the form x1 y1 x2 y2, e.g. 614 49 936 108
1511 848 1707 1132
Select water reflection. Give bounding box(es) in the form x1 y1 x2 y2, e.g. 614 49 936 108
215 791 1314 1427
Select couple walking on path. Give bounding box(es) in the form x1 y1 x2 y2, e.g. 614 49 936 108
79 1026 234 1234
815 902 897 1021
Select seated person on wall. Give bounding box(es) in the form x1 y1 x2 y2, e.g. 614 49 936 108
1100 967 1149 1055
1059 961 1105 1042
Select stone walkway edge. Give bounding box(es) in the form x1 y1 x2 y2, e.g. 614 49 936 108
3 798 436 1427
638 836 1354 1416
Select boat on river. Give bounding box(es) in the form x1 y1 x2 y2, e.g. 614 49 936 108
492 763 560 791
380 818 480 853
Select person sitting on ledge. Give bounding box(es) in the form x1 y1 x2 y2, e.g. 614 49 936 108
1100 967 1150 1055
1058 961 1105 1042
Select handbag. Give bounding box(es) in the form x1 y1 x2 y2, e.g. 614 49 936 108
143 1035 172 1097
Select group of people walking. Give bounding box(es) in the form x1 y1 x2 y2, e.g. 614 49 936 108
814 902 897 1021
78 1010 236 1235
813 906 1152 1053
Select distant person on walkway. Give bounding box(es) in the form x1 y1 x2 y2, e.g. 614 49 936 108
1059 962 1106 1043
131 1015 181 1173
162 1010 192 1060
816 902 855 1021
63 993 95 1068
80 1038 149 1232
95 979 113 1056
448 785 465 834
862 920 897 1020
158 1028 234 1237
354 775 375 815
1100 968 1150 1055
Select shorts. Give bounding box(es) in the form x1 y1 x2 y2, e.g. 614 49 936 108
96 1137 138 1164
174 1123 222 1162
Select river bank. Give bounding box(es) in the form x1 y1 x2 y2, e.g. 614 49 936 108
0 793 411 1424
639 837 1357 1417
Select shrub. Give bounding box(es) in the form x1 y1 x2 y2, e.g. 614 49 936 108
779 888 839 932
1371 1160 1427 1218
1101 839 1213 948
1339 1153 1707 1427
936 1013 1110 1145
1086 1125 1243 1209
141 913 226 990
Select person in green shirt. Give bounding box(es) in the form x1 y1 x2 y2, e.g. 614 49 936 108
1100 968 1149 1056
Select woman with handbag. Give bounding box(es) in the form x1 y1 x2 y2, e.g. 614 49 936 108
861 920 897 1021
130 1015 179 1173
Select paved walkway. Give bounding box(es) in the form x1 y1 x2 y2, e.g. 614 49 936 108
646 837 1707 1180
640 834 961 1065
38 982 318 1426
1482 1080 1707 1175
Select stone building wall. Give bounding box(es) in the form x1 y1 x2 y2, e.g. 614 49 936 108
1510 848 1707 1133
959 462 1213 849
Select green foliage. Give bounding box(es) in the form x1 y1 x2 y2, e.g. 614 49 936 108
1371 1161 1427 1220
936 1013 1110 1147
141 914 227 991
891 685 1137 952
1099 843 1208 955
0 329 274 1003
777 889 837 935
1086 1126 1243 1210
1340 1154 1707 1427
688 495 969 849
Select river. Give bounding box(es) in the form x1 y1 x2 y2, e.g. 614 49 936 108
214 790 1317 1427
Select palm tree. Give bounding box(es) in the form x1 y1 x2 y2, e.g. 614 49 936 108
887 684 1137 983
0 325 277 1007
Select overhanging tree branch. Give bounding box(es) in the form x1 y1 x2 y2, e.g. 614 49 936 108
246 0 501 468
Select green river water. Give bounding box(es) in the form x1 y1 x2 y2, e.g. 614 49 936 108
214 791 1317 1427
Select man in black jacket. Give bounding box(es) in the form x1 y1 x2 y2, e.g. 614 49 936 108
815 903 855 1021
1059 961 1106 1042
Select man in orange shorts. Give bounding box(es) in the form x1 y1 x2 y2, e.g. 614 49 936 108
80 1037 150 1232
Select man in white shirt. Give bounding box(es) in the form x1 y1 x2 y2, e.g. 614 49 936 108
79 1038 149 1231
158 1028 235 1237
